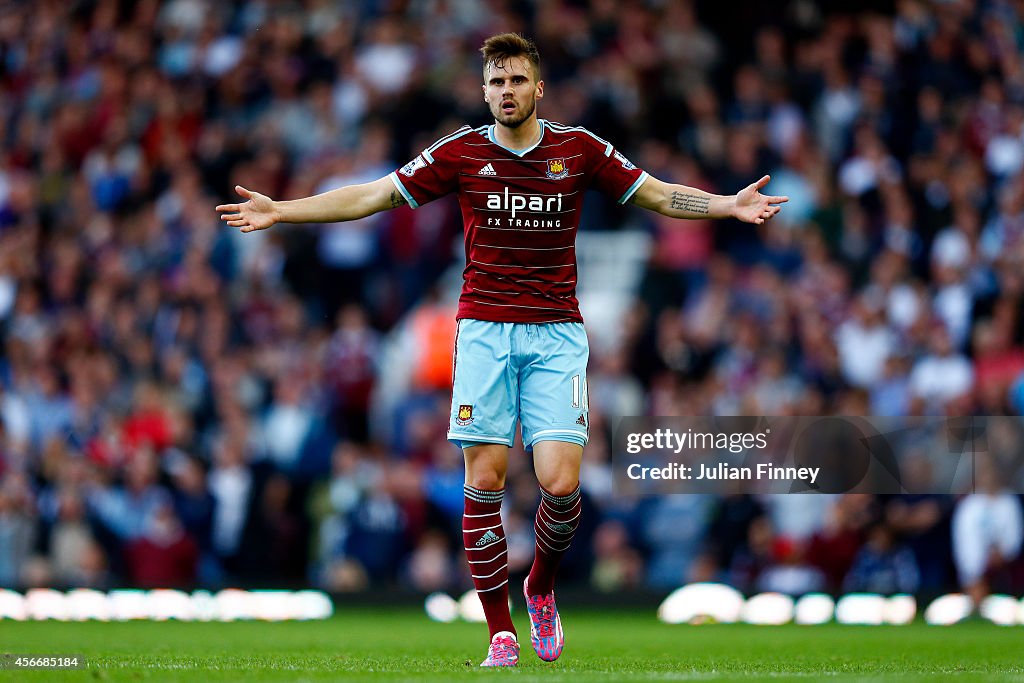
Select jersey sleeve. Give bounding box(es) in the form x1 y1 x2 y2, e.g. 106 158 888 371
388 126 468 209
580 130 649 204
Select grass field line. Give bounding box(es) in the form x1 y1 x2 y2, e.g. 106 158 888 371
3 612 1024 681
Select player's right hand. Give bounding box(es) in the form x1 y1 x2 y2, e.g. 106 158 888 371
216 185 279 233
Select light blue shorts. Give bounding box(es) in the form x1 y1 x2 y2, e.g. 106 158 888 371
447 319 590 451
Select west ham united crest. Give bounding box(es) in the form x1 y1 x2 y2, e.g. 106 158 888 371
545 158 569 180
456 404 474 425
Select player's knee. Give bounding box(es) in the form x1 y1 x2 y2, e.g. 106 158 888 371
466 469 506 491
542 477 580 498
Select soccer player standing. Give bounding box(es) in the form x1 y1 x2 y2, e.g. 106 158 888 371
217 33 786 666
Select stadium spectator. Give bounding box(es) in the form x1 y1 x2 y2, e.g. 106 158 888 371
46 489 97 587
407 528 456 593
843 521 920 595
324 304 379 442
87 448 171 543
124 503 199 588
885 475 953 596
722 513 774 592
259 376 316 472
0 474 35 587
206 435 257 578
952 455 1024 605
167 453 215 576
590 519 644 592
706 492 764 583
836 294 896 389
806 495 875 593
908 325 974 413
637 494 713 588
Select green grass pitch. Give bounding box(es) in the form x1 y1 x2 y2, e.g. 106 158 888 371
1 607 1022 681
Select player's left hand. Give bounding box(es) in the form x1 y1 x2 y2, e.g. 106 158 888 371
733 175 788 225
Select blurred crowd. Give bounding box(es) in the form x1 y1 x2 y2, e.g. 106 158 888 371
1 0 1024 601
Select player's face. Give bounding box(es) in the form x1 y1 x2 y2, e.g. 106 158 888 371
483 57 544 129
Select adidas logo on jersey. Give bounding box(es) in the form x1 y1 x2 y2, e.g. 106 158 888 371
576 414 587 426
475 530 501 547
478 163 497 176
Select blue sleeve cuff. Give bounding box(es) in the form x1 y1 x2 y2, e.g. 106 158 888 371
388 172 419 209
618 171 649 204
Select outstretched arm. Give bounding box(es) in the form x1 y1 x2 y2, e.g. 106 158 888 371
216 176 406 233
630 174 788 225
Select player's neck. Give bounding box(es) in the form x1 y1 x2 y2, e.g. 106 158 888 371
494 116 541 151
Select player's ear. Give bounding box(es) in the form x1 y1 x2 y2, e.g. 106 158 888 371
536 80 544 100
482 83 487 102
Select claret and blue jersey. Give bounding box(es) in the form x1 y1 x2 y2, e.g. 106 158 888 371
389 119 648 325
389 119 645 450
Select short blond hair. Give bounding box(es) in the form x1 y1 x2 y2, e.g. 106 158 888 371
480 33 541 80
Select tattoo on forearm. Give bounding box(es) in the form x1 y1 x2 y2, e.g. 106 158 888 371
390 190 406 208
669 191 710 215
